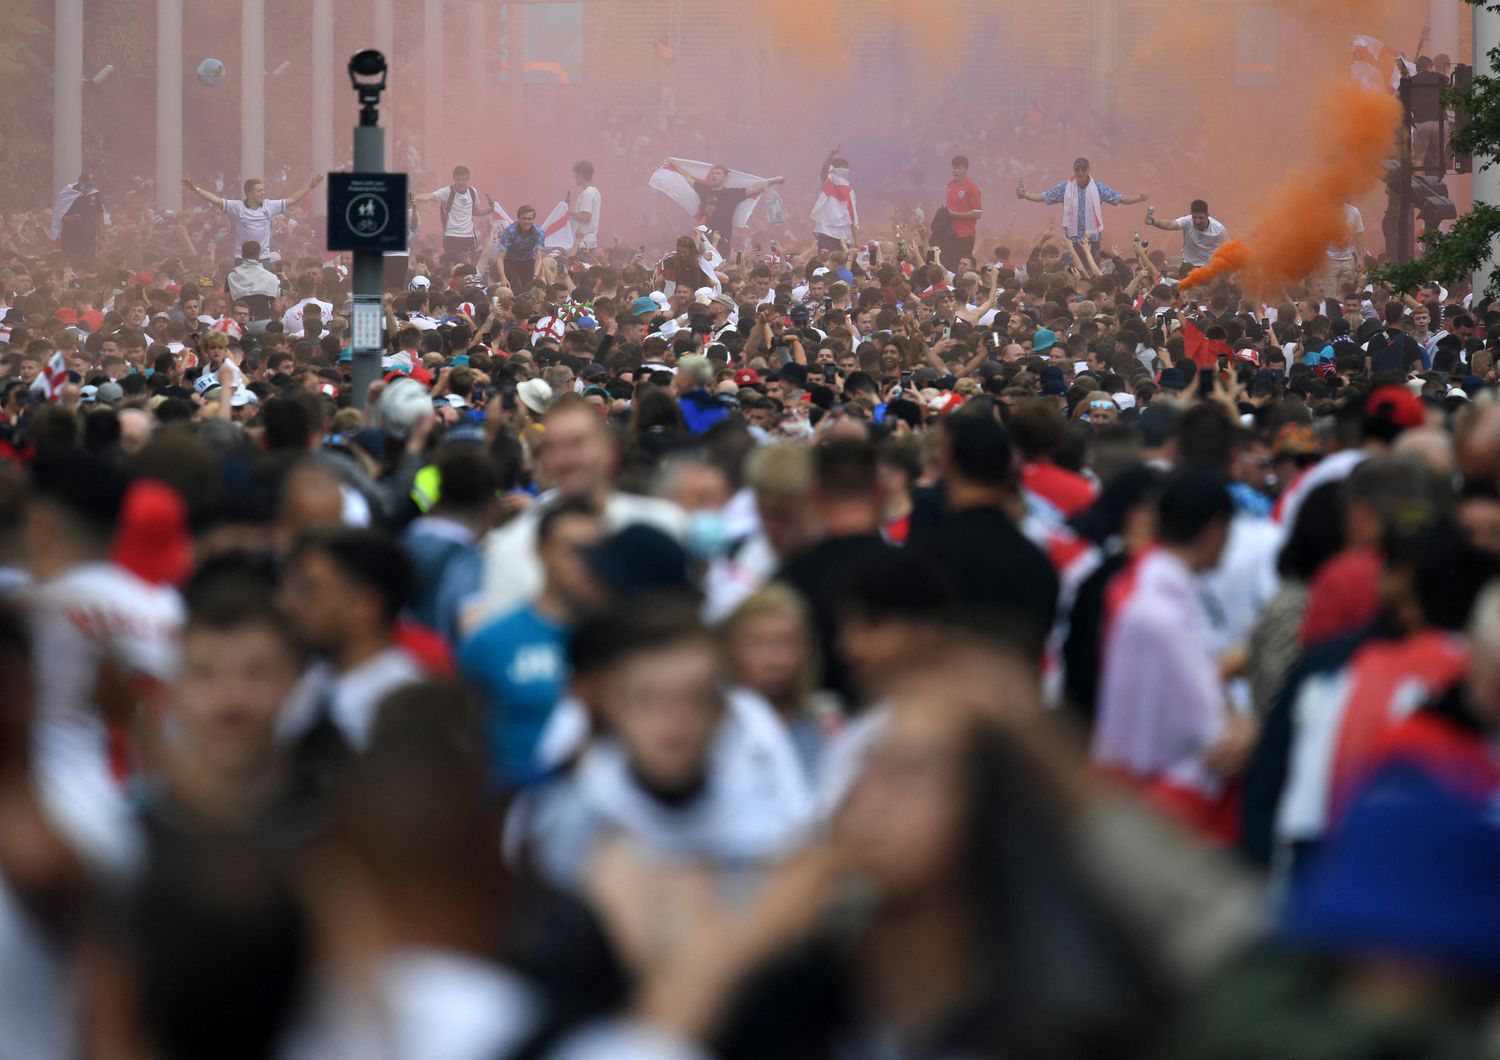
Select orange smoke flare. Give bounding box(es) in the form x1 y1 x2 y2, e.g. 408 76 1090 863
1180 82 1401 296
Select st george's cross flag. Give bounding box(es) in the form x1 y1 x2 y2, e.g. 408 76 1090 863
31 349 68 402
649 159 771 231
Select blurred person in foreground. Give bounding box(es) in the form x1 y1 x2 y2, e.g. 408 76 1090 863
476 396 684 624
621 637 1261 1060
1092 468 1255 843
509 599 812 974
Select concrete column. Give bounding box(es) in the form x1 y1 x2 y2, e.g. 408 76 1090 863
1474 1 1500 296
1431 0 1460 60
1090 0 1119 117
53 0 83 193
469 2 487 100
509 3 526 142
374 0 395 168
156 0 183 210
241 0 266 181
311 0 334 175
424 0 443 173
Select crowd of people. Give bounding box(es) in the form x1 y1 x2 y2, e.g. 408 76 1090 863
6 132 1500 1059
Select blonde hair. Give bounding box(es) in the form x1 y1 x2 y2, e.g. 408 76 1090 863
745 443 812 500
720 583 818 705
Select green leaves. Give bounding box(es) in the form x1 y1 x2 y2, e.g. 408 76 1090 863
1373 203 1500 297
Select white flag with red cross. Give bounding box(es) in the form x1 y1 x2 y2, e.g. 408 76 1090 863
30 349 68 402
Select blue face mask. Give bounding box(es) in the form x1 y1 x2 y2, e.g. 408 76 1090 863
685 510 731 560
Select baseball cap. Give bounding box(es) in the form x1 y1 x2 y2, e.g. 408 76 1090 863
96 381 125 404
517 378 553 416
1366 384 1426 432
111 480 191 586
408 275 431 291
581 525 692 598
630 296 659 319
377 377 434 432
78 384 99 404
1032 328 1058 352
733 368 762 388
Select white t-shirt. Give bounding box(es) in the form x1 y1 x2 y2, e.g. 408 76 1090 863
222 197 287 253
281 297 334 336
432 185 482 238
573 185 601 248
277 647 426 751
1176 215 1227 268
1327 204 1365 262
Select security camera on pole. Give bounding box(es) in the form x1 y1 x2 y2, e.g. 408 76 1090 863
328 50 406 406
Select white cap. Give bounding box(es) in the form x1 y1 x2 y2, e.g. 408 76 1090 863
408 275 431 291
517 378 552 416
377 377 433 431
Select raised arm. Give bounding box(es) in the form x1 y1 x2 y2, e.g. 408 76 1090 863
1147 214 1183 232
1132 235 1159 286
956 271 1001 324
819 144 840 185
746 176 786 196
282 173 325 208
1117 191 1151 206
181 178 225 209
1016 179 1046 204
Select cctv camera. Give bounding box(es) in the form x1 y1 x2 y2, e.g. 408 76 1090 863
348 50 388 107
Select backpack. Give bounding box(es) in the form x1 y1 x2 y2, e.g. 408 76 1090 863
440 185 479 232
930 205 955 242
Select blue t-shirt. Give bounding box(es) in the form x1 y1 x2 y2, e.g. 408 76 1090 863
459 604 569 787
499 222 544 262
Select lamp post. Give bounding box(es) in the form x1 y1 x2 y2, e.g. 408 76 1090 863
349 50 389 407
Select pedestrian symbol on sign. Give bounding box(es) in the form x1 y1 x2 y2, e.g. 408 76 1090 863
346 193 389 238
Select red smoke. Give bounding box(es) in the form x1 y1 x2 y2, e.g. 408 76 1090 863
1181 82 1402 295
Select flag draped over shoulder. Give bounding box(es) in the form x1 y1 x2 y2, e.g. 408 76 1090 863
649 159 769 230
1182 318 1231 369
810 167 859 233
50 183 86 240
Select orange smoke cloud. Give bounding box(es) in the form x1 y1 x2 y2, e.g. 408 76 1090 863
1181 81 1401 295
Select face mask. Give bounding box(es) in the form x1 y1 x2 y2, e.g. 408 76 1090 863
686 510 731 560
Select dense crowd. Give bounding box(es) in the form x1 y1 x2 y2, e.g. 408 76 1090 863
6 143 1500 1060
